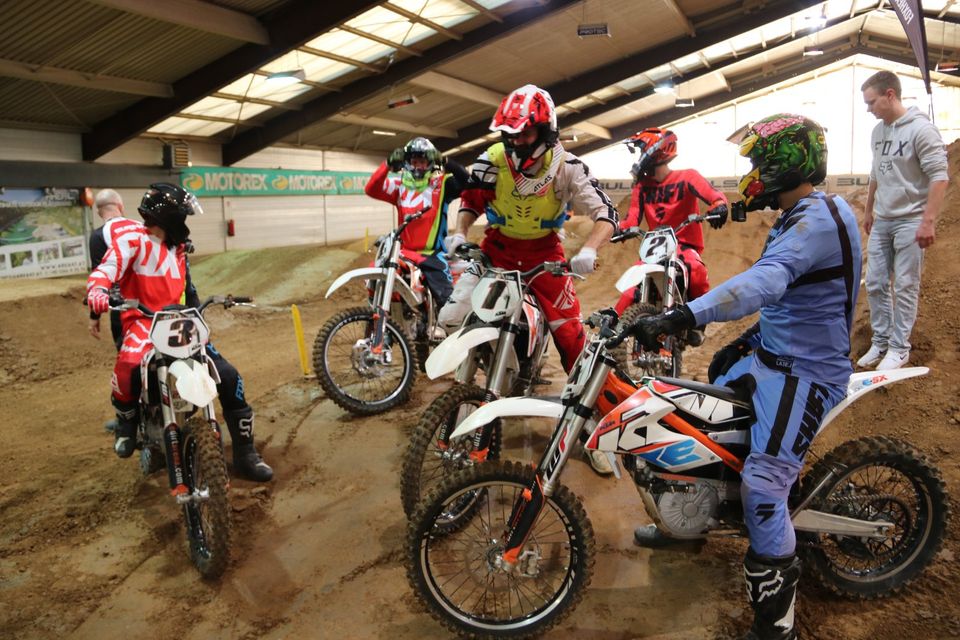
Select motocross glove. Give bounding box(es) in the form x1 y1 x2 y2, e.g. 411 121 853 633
87 287 111 315
706 203 728 230
629 305 696 351
445 233 466 258
388 147 404 172
570 247 597 275
707 323 759 383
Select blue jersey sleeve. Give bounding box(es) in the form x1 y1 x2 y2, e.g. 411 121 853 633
687 208 824 325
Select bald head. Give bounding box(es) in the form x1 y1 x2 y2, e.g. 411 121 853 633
94 189 124 221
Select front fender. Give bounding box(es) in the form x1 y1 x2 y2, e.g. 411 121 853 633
450 397 565 439
425 326 501 379
616 263 664 293
168 359 218 407
325 268 422 308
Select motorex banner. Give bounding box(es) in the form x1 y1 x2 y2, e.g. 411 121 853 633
180 167 371 197
891 0 931 94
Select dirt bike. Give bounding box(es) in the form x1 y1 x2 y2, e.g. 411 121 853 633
407 310 948 639
611 211 727 379
399 243 572 524
110 294 254 579
313 210 444 415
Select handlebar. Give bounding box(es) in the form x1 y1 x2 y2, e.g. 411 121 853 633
612 211 725 244
109 294 255 317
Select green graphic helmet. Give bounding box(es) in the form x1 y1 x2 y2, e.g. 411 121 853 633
737 114 827 211
401 137 442 190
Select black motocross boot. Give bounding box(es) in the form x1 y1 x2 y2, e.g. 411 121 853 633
741 549 801 640
224 408 273 482
111 399 139 459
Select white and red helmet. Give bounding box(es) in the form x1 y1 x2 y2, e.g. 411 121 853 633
490 84 559 171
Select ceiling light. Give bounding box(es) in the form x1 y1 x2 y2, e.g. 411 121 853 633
387 94 418 109
372 129 397 136
653 81 675 95
935 61 959 72
675 97 695 108
802 46 824 57
265 69 306 86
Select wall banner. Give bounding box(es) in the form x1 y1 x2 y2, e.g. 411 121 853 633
0 188 87 280
180 167 371 197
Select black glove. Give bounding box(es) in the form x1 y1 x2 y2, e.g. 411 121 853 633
706 203 728 230
388 147 404 172
629 306 696 351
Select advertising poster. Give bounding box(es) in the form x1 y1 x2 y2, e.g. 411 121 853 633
0 188 87 280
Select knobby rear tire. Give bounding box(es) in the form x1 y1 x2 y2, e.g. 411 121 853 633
799 435 948 599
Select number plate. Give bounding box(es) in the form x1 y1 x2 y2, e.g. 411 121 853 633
150 310 210 358
639 227 678 264
471 271 523 323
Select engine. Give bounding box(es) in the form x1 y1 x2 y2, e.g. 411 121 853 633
649 483 720 537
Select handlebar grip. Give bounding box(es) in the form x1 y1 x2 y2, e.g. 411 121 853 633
231 296 253 304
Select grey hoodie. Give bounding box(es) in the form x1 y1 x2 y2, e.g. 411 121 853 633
869 105 949 219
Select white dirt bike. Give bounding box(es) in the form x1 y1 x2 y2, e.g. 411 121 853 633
111 294 254 578
612 211 727 378
313 210 444 415
407 310 948 638
399 243 572 524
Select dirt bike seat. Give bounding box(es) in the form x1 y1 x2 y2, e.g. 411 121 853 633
657 376 752 408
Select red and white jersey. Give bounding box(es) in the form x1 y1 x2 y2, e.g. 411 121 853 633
619 169 726 253
87 221 188 327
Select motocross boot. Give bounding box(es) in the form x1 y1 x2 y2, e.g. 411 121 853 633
633 524 705 551
111 399 138 459
225 408 273 482
741 549 801 640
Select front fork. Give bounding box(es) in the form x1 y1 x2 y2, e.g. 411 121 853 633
499 357 613 565
158 364 219 499
468 321 521 459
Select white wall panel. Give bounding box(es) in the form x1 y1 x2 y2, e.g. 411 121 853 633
96 138 222 166
323 149 382 171
0 128 80 161
223 196 326 251
190 197 226 255
237 147 327 170
324 195 393 244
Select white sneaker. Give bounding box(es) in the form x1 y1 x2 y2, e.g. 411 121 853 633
877 349 909 371
856 345 886 368
585 449 614 476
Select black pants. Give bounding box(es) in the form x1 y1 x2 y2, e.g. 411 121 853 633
418 254 453 309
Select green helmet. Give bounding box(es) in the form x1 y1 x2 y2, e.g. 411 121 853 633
737 114 827 211
401 137 442 190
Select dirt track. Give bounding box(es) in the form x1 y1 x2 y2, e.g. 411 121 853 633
1 143 958 639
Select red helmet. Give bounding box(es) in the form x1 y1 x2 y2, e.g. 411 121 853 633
490 84 559 171
626 128 677 178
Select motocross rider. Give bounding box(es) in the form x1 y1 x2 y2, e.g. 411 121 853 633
87 183 273 482
438 84 618 372
616 128 729 344
626 115 862 640
365 137 471 310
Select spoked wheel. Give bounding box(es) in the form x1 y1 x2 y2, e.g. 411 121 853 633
407 461 594 639
313 306 417 415
799 436 948 599
611 304 682 380
180 417 232 579
400 383 501 524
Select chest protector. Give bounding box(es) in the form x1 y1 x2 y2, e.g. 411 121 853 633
486 143 565 240
397 172 448 255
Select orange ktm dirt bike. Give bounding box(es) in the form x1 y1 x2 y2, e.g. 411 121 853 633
313 210 446 415
610 211 730 378
110 294 254 578
406 310 948 639
399 244 573 524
